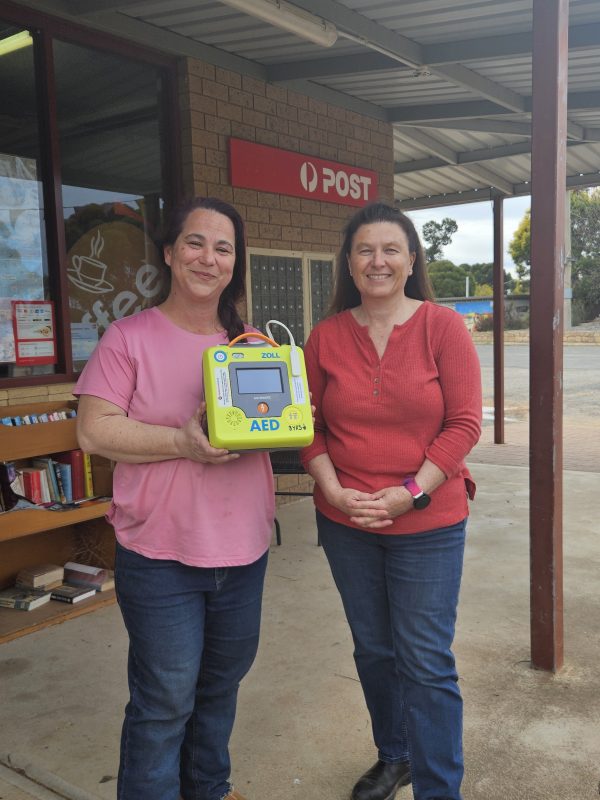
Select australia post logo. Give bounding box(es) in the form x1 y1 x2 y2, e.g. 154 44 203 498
300 161 373 202
229 138 378 207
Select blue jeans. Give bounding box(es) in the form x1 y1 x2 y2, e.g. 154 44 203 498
317 511 466 800
114 543 269 800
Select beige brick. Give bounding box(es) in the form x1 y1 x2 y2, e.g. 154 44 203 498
247 237 272 249
276 240 292 250
294 123 309 141
286 89 308 110
298 109 318 127
266 83 287 103
229 88 254 109
205 115 232 135
206 149 227 168
242 108 266 129
254 95 277 116
242 75 266 96
189 94 217 116
280 196 302 211
187 60 216 81
317 114 338 134
311 214 333 231
246 205 270 222
255 129 279 147
326 129 347 148
321 230 341 247
308 97 328 116
219 101 244 122
294 212 312 227
190 145 206 165
265 115 289 135
259 223 282 239
189 127 219 151
281 226 303 240
191 180 208 196
245 221 260 238
233 188 259 206
258 193 282 211
269 209 291 226
231 122 256 141
205 183 233 201
215 66 242 89
276 103 298 123
202 79 229 101
303 229 323 245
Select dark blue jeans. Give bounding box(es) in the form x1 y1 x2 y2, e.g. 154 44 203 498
317 511 466 800
114 542 268 800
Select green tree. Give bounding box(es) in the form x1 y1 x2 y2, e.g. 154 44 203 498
508 209 531 293
422 217 458 262
428 259 468 298
459 261 515 294
509 191 600 318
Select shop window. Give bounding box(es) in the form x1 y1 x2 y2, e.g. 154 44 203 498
0 25 51 378
248 250 334 346
55 40 167 371
0 14 176 385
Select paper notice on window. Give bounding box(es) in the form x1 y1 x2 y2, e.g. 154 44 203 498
12 300 57 365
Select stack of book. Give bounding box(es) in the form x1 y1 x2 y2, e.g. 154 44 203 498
0 561 114 611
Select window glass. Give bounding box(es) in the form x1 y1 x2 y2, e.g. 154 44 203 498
54 40 167 370
0 24 53 378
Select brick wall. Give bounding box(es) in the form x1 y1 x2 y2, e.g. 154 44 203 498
179 57 394 256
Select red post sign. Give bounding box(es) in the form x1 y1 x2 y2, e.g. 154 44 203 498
229 138 378 206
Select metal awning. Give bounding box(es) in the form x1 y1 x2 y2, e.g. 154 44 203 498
13 0 600 208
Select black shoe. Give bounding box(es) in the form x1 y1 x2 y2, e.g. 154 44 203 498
351 760 411 800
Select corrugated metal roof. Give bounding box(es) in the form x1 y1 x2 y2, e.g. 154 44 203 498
17 0 600 207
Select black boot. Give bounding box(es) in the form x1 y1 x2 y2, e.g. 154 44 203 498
351 760 411 800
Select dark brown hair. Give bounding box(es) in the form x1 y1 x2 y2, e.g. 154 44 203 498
156 196 246 341
328 202 434 315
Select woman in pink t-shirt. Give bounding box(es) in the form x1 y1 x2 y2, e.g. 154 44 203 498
301 203 481 800
75 197 274 800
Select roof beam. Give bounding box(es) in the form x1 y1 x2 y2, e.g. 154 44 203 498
465 163 514 195
266 52 402 82
432 63 526 113
403 119 534 136
394 128 458 164
389 90 600 123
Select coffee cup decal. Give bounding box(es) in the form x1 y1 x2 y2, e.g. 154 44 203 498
68 229 114 294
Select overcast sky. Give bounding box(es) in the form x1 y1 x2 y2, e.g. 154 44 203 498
408 195 531 274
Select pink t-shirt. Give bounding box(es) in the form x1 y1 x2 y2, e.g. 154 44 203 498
74 307 274 567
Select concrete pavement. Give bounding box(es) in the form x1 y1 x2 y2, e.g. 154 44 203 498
0 457 599 800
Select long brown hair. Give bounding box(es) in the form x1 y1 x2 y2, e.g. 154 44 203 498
155 197 246 341
328 202 434 315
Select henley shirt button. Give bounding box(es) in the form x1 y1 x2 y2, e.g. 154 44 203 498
373 390 379 396
374 377 380 383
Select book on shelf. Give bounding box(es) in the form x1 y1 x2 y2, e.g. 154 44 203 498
0 586 52 611
20 467 44 505
32 457 60 503
83 452 94 497
15 563 64 589
50 584 97 604
54 450 85 501
64 562 115 592
54 461 72 503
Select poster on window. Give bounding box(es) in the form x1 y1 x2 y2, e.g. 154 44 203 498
0 154 45 303
11 300 57 365
66 214 162 338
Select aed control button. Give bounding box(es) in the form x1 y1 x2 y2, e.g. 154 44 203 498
257 402 269 414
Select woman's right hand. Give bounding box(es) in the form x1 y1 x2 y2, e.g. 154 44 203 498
174 403 240 464
326 486 390 522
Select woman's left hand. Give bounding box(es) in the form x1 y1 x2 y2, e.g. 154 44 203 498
349 485 412 529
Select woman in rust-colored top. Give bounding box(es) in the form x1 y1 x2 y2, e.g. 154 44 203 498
301 202 481 800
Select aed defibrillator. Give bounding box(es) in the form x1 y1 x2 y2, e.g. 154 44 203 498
202 320 314 451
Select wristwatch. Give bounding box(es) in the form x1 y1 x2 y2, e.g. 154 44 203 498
402 477 431 510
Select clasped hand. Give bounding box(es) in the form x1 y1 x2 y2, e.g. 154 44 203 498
331 486 413 529
174 403 239 464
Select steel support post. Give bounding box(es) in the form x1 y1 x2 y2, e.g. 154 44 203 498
529 0 568 672
493 197 505 444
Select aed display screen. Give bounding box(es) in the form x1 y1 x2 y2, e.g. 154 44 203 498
236 367 283 394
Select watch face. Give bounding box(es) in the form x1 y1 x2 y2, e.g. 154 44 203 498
414 493 431 510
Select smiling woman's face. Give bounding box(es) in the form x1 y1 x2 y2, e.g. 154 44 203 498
348 221 416 303
163 208 236 306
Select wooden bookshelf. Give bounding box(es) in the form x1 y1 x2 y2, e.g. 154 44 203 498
0 400 115 642
0 590 116 645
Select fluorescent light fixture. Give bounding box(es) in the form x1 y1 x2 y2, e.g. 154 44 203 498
0 31 33 57
220 0 337 47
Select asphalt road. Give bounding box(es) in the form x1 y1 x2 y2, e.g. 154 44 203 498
476 344 600 418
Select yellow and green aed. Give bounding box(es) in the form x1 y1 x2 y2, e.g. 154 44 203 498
202 327 313 451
